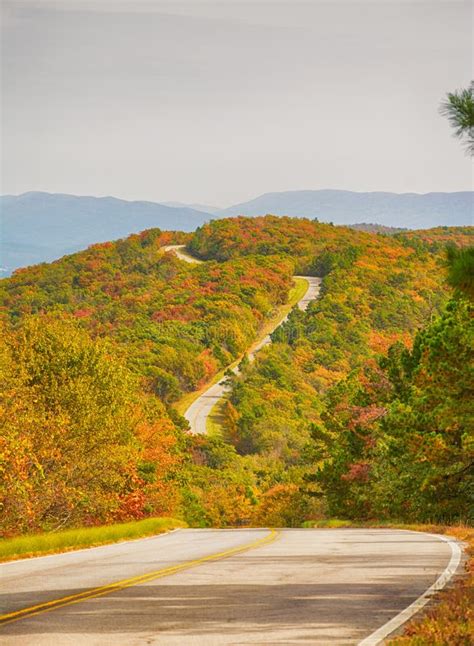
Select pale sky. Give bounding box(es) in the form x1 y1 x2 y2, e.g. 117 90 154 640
1 0 472 206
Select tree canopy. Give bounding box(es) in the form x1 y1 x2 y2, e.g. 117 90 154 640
440 82 474 155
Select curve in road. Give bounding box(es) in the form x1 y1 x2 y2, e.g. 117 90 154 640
162 245 321 435
161 245 203 264
0 528 462 645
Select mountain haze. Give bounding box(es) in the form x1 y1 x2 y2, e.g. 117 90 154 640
1 192 214 275
161 201 222 214
220 190 473 228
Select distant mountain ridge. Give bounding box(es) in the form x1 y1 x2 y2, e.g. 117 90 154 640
1 192 215 275
1 189 472 276
220 189 473 228
161 201 222 214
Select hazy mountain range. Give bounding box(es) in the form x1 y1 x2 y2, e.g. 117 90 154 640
220 190 473 227
1 189 472 275
0 192 209 276
161 201 222 214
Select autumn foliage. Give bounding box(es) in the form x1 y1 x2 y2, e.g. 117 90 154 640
190 217 472 525
0 316 180 535
0 217 472 535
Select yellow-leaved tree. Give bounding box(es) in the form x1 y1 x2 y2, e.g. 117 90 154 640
0 315 181 536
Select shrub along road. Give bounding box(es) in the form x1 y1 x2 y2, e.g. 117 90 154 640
0 528 461 645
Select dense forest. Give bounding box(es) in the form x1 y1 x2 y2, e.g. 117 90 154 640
0 216 472 534
1 228 293 403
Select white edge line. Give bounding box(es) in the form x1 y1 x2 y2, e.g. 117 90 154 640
0 527 184 567
358 531 464 646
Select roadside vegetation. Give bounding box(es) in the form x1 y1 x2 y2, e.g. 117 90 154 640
0 316 185 535
388 525 473 646
0 517 186 562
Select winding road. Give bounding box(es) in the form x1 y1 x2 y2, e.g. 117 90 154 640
0 528 462 645
0 247 464 644
162 245 203 264
164 243 321 434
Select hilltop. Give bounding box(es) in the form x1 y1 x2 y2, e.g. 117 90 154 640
0 192 214 275
2 189 472 276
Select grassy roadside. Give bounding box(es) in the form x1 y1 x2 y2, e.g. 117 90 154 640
0 517 187 563
175 277 309 417
307 519 473 644
206 397 227 439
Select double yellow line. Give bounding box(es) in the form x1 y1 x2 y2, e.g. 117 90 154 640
0 529 279 627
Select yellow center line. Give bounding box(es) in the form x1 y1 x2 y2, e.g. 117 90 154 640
0 529 280 627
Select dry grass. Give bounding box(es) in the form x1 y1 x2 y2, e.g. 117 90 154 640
0 517 187 562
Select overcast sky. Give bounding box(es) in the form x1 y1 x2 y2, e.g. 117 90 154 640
1 0 472 206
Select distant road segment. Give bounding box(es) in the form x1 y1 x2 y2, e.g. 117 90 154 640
161 244 203 263
162 245 322 435
184 275 321 434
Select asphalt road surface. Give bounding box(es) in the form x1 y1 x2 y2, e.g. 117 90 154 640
161 245 203 264
0 528 460 645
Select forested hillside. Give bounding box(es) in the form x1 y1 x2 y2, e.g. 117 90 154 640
0 216 472 534
1 228 292 403
0 224 294 533
190 216 450 367
190 218 472 523
1 317 182 534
